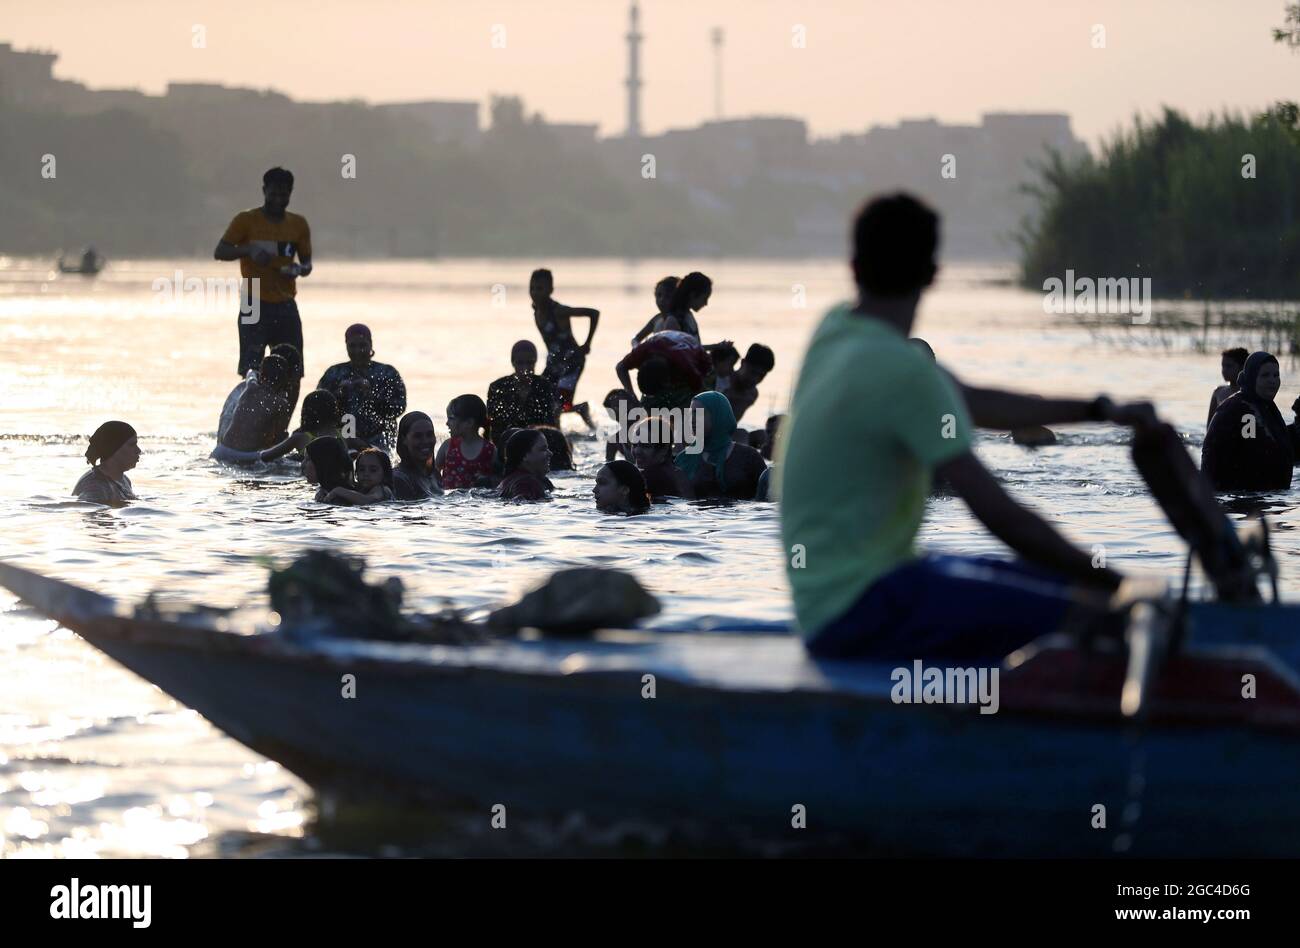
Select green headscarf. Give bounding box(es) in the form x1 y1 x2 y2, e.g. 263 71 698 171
675 390 737 489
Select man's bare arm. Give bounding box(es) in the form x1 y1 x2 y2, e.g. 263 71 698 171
937 450 1121 591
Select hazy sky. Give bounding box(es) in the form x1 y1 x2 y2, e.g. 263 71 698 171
5 0 1299 144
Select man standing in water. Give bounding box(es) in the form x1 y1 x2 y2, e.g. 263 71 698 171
530 268 599 430
779 193 1159 661
214 167 312 378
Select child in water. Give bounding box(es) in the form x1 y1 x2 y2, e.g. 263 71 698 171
437 394 496 489
604 388 637 462
593 461 652 514
304 437 355 504
498 429 554 501
325 447 395 505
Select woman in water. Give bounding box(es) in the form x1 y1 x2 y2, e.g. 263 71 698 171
324 447 395 505
593 460 651 514
674 391 767 500
392 411 444 499
436 394 495 489
258 390 349 463
498 429 554 501
1202 350 1300 491
660 271 712 339
74 420 140 506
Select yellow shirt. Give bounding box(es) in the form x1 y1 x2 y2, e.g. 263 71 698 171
221 208 312 303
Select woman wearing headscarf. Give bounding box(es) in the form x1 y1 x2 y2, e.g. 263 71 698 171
392 411 444 500
1202 351 1300 491
674 391 767 500
74 421 140 506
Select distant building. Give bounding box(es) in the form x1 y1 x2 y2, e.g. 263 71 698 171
375 100 481 146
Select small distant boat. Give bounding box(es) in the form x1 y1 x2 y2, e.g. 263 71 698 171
2 559 1299 855
56 248 105 276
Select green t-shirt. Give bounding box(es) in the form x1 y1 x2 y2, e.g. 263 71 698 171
778 303 972 637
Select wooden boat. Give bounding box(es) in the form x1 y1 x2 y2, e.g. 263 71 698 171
2 558 1299 856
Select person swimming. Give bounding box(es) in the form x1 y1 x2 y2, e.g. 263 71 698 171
762 413 785 461
305 436 355 504
486 340 562 448
629 417 685 499
593 461 651 514
498 428 554 501
392 411 444 499
1208 346 1249 425
213 353 295 464
74 420 140 506
674 391 767 500
258 389 352 464
1201 350 1300 491
436 394 496 489
604 388 637 463
323 447 395 505
716 343 774 423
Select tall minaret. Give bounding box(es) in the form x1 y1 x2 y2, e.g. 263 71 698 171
625 1 644 138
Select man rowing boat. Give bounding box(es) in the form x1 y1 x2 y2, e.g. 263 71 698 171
778 193 1159 661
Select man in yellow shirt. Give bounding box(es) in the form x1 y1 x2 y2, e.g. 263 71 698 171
214 167 312 378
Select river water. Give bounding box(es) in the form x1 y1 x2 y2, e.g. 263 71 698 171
1 256 1293 857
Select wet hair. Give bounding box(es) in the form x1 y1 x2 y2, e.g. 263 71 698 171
504 428 546 474
852 193 939 297
448 394 488 435
258 353 290 390
531 425 573 471
86 420 136 465
604 388 634 409
742 343 775 374
711 343 740 366
355 447 393 487
637 356 671 396
1223 347 1249 366
667 271 712 314
603 461 651 513
299 390 340 432
511 339 538 363
306 437 353 491
269 342 302 376
396 411 435 471
263 166 294 190
530 268 554 290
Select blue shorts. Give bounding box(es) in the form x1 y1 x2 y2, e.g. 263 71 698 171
807 555 1076 662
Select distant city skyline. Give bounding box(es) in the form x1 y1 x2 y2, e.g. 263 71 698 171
3 0 1298 145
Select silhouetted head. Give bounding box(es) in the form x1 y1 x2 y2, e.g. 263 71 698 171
604 388 635 421
447 394 488 438
306 437 353 492
711 342 740 377
637 356 671 396
300 390 341 433
594 461 651 514
851 193 939 300
630 416 674 468
269 342 302 377
262 167 294 214
511 340 538 375
1239 351 1281 403
258 353 291 394
654 276 680 312
1222 347 1249 385
345 324 373 366
529 268 554 304
735 343 775 386
668 272 712 314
